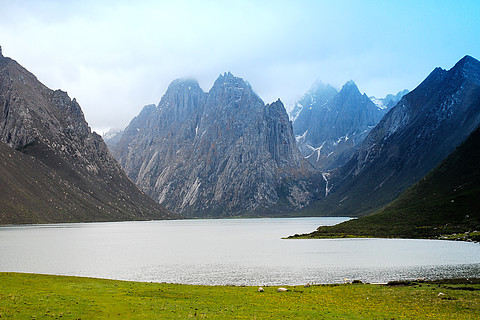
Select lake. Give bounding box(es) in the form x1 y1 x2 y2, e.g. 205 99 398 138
1 217 479 286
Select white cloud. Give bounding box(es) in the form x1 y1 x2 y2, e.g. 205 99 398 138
1 0 479 132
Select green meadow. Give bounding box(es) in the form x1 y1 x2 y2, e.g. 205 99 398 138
1 273 479 319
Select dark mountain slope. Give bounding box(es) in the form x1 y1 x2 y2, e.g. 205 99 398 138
0 140 149 224
292 125 480 241
310 55 480 217
0 47 173 223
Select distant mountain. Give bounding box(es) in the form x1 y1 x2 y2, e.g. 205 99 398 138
311 55 480 217
0 47 173 224
103 127 124 149
370 89 409 110
292 124 480 241
289 81 337 123
291 81 387 170
111 73 323 217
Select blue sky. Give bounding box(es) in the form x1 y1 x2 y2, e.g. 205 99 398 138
1 0 479 133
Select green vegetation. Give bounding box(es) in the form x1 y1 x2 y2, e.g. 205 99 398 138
1 273 480 319
291 127 480 241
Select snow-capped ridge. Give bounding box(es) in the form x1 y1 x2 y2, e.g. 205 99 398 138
370 89 409 110
291 78 390 170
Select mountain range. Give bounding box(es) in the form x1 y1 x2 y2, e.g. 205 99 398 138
291 81 407 170
308 55 480 217
1 44 479 231
0 46 173 224
109 73 323 217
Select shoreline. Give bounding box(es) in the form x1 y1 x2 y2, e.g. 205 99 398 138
1 271 479 287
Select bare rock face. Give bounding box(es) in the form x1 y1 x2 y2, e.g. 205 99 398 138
292 81 389 171
112 73 323 217
0 49 173 223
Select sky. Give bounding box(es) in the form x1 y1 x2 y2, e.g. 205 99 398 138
1 0 479 134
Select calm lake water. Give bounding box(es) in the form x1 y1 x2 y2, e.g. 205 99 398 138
1 217 479 286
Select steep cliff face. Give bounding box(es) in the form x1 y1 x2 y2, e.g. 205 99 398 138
0 48 173 223
112 73 323 217
315 55 480 216
292 81 386 170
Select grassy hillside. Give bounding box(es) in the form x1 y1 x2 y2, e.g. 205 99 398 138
1 273 479 319
291 126 480 241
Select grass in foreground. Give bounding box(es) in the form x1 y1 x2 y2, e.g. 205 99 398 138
1 273 480 319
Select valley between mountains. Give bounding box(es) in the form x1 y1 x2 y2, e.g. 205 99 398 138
1 45 479 240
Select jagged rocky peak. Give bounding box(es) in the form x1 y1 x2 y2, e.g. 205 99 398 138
268 98 284 110
336 80 367 105
452 55 480 84
165 78 202 94
209 72 257 100
426 67 447 83
111 72 323 217
0 54 91 151
265 98 283 115
157 77 206 123
289 81 337 124
403 55 480 111
213 71 250 88
162 78 204 103
455 55 480 69
340 80 360 94
295 81 337 108
305 81 338 100
291 78 386 170
339 80 380 102
265 98 302 168
52 89 90 134
203 72 263 121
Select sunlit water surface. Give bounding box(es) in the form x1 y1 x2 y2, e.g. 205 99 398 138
1 218 479 285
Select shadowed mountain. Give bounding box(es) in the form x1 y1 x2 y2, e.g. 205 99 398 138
308 55 480 217
292 124 480 241
0 46 174 224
